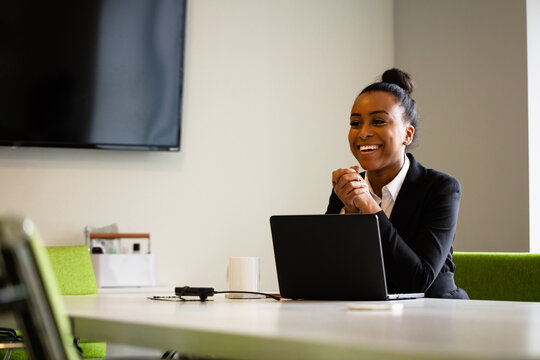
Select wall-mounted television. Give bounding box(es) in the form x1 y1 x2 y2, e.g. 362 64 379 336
0 0 186 151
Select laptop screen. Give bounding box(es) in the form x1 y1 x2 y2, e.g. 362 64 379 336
270 214 390 300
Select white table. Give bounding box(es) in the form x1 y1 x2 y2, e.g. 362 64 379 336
62 289 540 360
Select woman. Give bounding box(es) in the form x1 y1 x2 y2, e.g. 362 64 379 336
327 68 468 299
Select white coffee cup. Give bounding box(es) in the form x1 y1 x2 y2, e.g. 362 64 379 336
226 257 261 299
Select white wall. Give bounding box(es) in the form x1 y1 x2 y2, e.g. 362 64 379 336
0 0 394 291
394 0 529 252
528 0 540 253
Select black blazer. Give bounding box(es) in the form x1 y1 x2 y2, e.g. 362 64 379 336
326 153 465 298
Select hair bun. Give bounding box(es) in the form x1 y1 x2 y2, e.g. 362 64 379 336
381 68 414 95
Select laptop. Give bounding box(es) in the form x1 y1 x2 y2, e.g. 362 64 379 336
269 214 424 301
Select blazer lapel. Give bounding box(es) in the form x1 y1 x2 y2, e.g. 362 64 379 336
389 153 426 233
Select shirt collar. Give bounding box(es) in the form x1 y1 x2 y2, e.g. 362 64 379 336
365 155 410 202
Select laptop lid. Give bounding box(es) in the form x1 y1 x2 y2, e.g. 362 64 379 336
270 214 405 301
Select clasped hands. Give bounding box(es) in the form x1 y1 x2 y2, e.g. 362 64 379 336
332 166 381 214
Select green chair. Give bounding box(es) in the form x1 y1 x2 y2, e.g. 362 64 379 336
0 216 172 360
46 246 106 359
0 245 106 360
0 217 84 360
453 251 540 302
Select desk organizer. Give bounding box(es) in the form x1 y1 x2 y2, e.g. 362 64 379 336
88 233 156 287
90 253 156 287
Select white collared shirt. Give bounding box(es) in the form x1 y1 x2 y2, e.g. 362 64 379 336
365 156 410 217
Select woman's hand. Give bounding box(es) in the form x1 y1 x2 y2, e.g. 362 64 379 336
331 166 381 214
332 166 367 213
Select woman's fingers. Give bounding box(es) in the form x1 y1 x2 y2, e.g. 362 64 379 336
349 184 369 194
332 168 353 185
332 169 362 188
340 181 366 197
341 186 370 214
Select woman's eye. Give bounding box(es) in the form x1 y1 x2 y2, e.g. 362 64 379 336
350 121 360 127
372 119 386 125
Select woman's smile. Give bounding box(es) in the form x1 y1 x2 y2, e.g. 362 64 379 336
358 144 382 154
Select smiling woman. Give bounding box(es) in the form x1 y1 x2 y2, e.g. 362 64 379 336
326 68 469 299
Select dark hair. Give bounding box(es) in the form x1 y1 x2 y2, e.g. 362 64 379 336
360 68 418 146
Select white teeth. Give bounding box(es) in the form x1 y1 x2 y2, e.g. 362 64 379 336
359 145 379 151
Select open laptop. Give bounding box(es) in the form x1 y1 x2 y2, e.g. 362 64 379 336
269 214 424 301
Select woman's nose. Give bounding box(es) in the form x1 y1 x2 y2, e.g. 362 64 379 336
358 123 372 139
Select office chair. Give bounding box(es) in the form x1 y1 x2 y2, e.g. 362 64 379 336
46 245 106 359
453 251 540 301
0 216 176 360
0 245 105 360
0 216 82 360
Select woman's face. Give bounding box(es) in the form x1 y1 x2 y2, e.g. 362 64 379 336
348 91 414 176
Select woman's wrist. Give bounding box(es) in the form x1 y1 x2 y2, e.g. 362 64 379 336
353 195 381 215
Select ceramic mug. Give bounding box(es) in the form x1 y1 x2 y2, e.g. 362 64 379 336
226 257 261 298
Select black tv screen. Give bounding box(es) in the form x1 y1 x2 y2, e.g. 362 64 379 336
0 0 186 151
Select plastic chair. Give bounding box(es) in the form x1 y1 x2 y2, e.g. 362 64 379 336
453 251 540 301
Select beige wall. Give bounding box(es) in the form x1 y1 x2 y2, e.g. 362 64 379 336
0 0 394 291
394 0 529 251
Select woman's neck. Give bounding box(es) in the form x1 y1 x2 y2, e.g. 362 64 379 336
366 155 406 197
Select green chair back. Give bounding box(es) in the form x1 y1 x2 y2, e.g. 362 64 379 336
45 246 98 295
453 251 540 302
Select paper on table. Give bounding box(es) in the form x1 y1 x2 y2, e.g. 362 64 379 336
347 303 404 312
